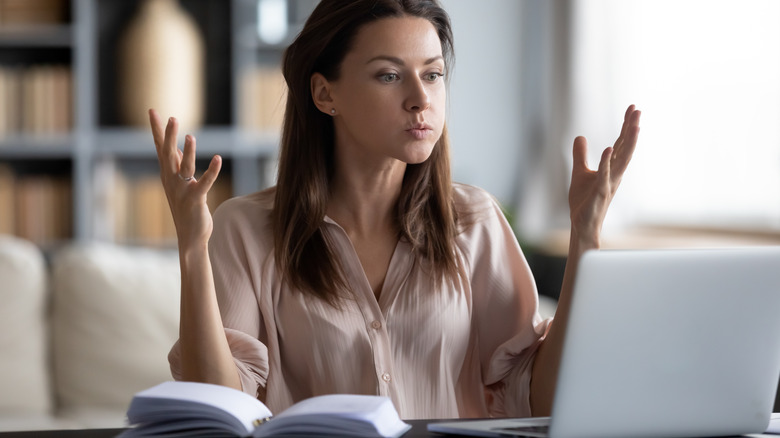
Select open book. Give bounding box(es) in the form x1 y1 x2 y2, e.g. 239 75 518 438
119 381 412 438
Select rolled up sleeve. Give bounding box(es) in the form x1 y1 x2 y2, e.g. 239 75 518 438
458 186 553 417
167 327 269 398
168 197 272 400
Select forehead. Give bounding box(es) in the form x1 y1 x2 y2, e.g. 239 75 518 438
346 15 444 63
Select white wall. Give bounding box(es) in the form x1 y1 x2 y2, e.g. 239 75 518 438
440 1 523 205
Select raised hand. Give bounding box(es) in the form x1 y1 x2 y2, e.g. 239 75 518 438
531 106 642 415
568 104 641 249
149 109 222 247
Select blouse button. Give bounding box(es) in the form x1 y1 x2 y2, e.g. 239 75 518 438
371 320 382 330
382 372 391 382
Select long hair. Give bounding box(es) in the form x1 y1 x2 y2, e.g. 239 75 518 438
274 0 457 304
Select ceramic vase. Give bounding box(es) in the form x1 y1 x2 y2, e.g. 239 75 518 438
117 0 205 131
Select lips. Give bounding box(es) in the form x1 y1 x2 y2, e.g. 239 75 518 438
406 123 433 140
408 122 433 131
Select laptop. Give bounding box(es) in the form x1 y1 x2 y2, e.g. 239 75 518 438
429 247 780 438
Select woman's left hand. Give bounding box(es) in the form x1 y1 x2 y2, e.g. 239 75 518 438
568 104 641 249
531 105 641 416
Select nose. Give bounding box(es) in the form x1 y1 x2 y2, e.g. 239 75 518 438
405 77 430 113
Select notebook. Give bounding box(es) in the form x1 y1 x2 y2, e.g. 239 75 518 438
429 247 780 438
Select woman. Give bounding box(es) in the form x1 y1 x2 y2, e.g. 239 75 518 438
148 0 640 420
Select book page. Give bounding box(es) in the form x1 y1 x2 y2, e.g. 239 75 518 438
274 394 390 421
256 394 410 438
130 381 272 436
767 412 780 434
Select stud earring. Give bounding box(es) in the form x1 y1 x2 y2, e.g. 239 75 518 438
330 109 336 115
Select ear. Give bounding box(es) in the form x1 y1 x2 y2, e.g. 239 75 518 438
311 72 335 115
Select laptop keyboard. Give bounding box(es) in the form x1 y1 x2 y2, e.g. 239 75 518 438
493 424 550 435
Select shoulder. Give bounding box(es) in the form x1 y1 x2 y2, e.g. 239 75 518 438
212 186 276 245
452 182 505 228
452 182 496 209
214 186 275 223
452 183 518 264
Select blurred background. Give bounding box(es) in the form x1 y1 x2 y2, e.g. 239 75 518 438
1 0 779 251
1 0 779 254
0 0 779 428
446 0 780 249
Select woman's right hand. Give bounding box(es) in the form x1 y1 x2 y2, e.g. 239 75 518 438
149 109 222 247
150 110 240 388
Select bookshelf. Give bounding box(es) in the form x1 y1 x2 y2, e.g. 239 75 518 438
0 0 316 247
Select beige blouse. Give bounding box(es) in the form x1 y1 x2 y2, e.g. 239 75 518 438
169 183 551 420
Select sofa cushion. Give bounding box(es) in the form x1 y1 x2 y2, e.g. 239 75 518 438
0 235 51 416
50 243 180 419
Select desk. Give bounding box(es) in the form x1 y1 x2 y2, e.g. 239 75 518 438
0 420 433 438
0 420 766 438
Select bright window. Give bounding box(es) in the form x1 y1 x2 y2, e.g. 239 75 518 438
570 0 780 231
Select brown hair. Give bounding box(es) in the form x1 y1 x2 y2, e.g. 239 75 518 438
274 0 457 303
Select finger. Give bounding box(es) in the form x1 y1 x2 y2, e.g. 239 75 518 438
612 106 640 157
150 109 179 178
179 134 197 180
612 111 641 177
196 155 223 194
597 146 613 191
613 105 635 152
619 104 636 140
572 136 589 172
149 109 165 156
162 117 180 175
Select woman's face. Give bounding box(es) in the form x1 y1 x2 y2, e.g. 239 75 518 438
326 16 446 166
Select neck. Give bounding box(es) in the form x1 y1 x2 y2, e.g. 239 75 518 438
328 160 405 238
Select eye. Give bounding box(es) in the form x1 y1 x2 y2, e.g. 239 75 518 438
424 72 444 82
379 73 399 83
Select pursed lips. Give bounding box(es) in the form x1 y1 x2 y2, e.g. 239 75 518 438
406 122 433 140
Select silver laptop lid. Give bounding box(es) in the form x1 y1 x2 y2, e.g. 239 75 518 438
551 247 780 438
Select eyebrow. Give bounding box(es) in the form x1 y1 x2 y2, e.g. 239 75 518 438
366 55 444 66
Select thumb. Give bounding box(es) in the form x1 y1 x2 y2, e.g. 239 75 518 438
572 136 589 172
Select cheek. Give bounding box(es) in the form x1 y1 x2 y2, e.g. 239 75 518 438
431 92 447 133
430 87 446 117
433 86 446 105
343 91 391 122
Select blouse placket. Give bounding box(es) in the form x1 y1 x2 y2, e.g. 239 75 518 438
322 219 403 404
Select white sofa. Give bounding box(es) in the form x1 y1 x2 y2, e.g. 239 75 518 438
0 234 560 432
0 235 180 431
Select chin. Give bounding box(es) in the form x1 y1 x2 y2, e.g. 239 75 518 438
401 143 436 165
403 152 434 165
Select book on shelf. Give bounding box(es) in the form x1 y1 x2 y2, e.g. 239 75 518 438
120 381 412 438
0 0 69 25
1 169 71 243
0 67 22 136
0 164 14 235
0 65 72 137
14 174 72 244
239 66 287 132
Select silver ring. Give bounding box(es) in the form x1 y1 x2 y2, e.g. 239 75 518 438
177 173 195 182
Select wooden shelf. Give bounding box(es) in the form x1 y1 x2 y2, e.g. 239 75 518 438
0 25 73 48
0 0 304 245
0 134 75 158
